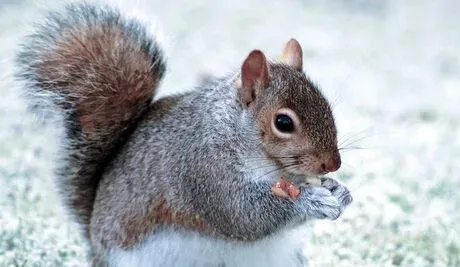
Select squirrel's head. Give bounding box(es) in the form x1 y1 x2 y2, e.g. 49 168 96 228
238 39 340 176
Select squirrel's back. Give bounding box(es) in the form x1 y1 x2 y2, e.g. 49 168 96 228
15 2 166 236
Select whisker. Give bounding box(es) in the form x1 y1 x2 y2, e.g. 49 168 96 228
253 163 299 181
338 128 375 148
241 155 299 160
241 158 297 164
283 164 300 174
339 135 372 150
246 159 298 172
338 132 355 146
248 164 280 172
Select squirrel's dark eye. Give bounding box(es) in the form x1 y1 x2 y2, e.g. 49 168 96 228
274 114 295 133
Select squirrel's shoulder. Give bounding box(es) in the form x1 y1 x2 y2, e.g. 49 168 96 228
145 73 239 119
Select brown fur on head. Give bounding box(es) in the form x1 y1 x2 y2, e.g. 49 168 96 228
239 39 340 176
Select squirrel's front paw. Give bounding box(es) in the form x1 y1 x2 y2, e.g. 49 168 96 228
321 177 353 210
299 185 342 220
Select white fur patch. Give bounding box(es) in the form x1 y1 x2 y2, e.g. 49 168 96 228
108 225 311 267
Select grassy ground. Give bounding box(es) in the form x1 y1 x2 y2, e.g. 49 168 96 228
1 0 459 266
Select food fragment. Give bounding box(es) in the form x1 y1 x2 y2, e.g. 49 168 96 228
287 183 300 200
305 176 322 185
271 185 290 199
271 177 300 200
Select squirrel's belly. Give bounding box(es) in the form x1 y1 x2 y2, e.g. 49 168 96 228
107 225 310 267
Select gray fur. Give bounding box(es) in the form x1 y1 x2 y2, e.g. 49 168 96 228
15 2 352 266
15 1 166 237
91 72 352 248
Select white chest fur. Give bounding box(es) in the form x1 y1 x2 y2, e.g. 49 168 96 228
108 224 311 267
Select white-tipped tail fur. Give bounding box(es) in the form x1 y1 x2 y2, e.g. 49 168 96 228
15 1 166 236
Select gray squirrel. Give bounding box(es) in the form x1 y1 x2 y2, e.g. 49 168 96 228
16 2 352 267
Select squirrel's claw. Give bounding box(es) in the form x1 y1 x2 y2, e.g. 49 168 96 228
321 177 353 209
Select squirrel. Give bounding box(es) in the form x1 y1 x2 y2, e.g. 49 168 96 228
16 2 352 267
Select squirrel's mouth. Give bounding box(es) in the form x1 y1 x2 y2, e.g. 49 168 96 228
262 149 338 177
283 164 328 176
271 156 326 177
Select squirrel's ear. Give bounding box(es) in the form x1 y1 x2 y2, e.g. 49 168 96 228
281 39 303 71
240 50 270 108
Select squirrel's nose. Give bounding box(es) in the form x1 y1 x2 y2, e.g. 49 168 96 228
322 151 341 173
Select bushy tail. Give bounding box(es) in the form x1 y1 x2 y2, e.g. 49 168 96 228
15 2 166 235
